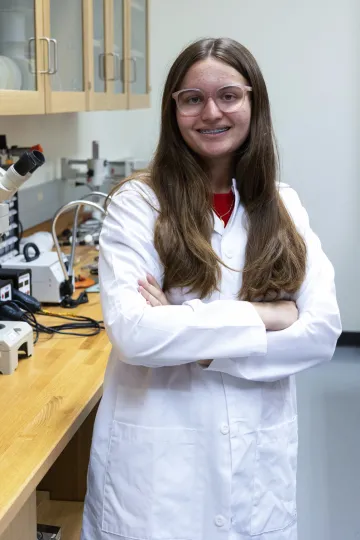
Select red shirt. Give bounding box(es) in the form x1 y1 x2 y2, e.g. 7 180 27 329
213 190 235 226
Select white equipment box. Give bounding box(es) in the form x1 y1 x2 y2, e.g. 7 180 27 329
2 251 68 304
0 321 33 375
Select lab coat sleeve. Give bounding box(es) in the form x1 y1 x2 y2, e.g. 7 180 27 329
99 181 267 367
206 186 342 382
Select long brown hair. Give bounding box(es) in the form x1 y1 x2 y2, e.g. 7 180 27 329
115 37 306 301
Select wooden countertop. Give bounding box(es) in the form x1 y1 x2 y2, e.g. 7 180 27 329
0 245 110 535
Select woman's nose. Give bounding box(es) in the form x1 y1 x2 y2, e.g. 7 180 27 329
201 97 223 121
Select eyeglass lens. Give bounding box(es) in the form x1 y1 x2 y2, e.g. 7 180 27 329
177 86 246 115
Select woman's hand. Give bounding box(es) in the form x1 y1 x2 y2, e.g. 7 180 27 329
201 300 298 366
198 359 212 367
138 274 170 307
251 300 299 331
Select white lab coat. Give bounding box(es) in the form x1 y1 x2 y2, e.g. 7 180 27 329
81 179 341 540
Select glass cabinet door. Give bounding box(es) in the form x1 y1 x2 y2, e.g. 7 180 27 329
43 0 86 112
112 0 124 96
106 0 126 109
128 0 149 107
0 0 38 91
86 0 108 110
0 0 45 115
93 0 106 94
49 0 84 92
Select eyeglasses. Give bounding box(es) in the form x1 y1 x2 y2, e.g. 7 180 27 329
172 84 252 117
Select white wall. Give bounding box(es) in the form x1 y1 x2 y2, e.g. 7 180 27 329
1 0 359 330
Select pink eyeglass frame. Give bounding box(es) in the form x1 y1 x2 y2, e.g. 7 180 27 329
172 83 253 115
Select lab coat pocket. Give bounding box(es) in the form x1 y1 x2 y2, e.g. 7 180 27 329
102 421 199 539
251 417 298 536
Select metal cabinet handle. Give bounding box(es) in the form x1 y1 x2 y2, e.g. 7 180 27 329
28 37 51 74
28 37 36 73
120 58 124 82
49 38 58 75
99 52 106 81
129 56 137 83
98 53 122 82
107 52 121 81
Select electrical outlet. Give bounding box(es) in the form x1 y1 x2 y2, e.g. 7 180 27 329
37 190 44 202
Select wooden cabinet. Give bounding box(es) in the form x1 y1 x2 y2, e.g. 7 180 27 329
43 0 87 113
0 0 150 115
87 0 150 111
128 0 150 109
0 0 46 115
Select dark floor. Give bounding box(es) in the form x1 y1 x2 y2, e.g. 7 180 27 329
296 346 360 540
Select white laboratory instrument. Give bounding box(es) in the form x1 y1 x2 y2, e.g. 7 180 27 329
61 140 148 192
3 199 106 306
0 149 45 374
61 140 148 226
2 251 68 304
62 141 124 222
61 140 125 189
0 149 44 231
0 321 33 375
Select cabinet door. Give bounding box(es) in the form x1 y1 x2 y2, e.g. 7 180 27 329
0 0 46 115
107 0 127 109
86 0 108 110
43 0 87 113
128 0 149 109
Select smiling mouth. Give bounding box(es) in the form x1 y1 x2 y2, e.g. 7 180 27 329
197 127 231 135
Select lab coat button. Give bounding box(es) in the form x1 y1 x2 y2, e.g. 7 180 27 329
225 249 233 259
214 515 226 527
220 423 230 435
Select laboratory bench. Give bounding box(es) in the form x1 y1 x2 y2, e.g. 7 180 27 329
0 241 110 539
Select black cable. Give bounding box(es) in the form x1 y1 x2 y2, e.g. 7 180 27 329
15 300 42 343
21 308 40 344
39 309 102 323
38 309 104 335
0 299 40 344
35 311 103 337
36 320 103 337
18 219 23 242
0 300 104 342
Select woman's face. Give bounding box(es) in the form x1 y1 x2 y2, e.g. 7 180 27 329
175 58 252 162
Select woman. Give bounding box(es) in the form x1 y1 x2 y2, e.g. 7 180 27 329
81 38 341 540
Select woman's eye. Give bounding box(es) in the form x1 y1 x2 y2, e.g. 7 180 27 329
187 96 201 104
222 93 236 101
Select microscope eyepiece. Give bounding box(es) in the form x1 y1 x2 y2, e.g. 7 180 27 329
13 150 45 176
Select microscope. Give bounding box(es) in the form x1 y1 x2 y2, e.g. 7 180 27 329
0 148 45 374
